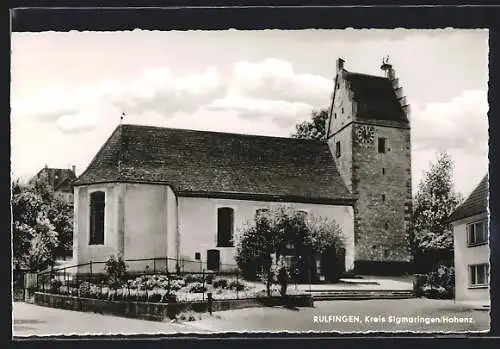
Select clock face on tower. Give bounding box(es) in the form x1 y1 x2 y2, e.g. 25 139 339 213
356 125 375 145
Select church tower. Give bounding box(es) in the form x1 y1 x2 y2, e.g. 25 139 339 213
326 57 413 275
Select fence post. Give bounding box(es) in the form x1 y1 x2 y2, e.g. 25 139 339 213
153 258 156 274
236 270 239 300
89 261 93 284
202 269 205 301
167 270 171 297
207 292 213 315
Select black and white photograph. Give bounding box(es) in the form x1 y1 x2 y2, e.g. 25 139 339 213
11 27 490 336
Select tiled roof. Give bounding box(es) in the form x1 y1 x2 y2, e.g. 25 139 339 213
34 168 76 193
345 72 409 123
449 175 489 222
74 124 355 205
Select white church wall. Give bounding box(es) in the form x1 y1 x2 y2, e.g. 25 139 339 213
177 197 355 272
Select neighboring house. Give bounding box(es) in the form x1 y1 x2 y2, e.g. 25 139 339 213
32 165 77 205
449 175 489 303
72 57 413 276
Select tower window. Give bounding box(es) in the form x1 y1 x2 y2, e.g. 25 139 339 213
382 168 386 175
89 191 105 245
378 138 386 153
382 194 386 202
335 141 341 158
217 207 234 247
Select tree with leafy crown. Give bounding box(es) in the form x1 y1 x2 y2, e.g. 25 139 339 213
410 151 463 273
12 175 73 272
236 206 345 295
292 108 329 140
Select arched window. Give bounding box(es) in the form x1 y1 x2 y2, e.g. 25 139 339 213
217 207 234 247
89 191 105 245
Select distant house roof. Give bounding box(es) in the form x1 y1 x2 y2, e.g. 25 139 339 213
449 175 489 222
33 167 76 193
74 124 355 205
344 71 409 123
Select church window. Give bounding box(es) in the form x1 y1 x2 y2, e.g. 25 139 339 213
217 207 234 247
378 138 386 153
335 141 341 158
89 191 105 245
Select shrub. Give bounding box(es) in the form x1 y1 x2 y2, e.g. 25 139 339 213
212 278 229 289
78 281 92 298
228 279 246 291
418 265 455 299
188 282 207 293
105 254 127 289
169 279 185 291
184 274 204 284
49 279 63 293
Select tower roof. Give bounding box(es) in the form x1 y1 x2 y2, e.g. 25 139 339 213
344 71 409 123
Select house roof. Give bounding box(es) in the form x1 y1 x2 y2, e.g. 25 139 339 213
449 174 489 222
33 167 76 193
344 71 409 123
74 124 355 205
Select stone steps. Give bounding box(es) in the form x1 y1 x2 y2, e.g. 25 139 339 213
306 289 415 300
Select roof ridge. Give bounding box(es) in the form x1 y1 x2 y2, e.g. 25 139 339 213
120 123 327 144
345 71 389 80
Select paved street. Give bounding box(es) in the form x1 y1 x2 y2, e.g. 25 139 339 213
13 298 490 337
12 302 208 337
186 299 490 333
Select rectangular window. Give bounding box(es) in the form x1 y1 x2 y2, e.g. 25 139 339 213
89 191 105 245
467 220 488 246
217 207 234 247
469 264 489 287
382 194 386 202
335 141 341 158
378 138 386 153
382 168 386 175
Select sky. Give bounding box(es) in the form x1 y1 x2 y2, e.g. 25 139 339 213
10 29 489 198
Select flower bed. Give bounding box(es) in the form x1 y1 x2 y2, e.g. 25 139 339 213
44 273 305 303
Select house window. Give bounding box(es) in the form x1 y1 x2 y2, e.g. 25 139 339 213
89 191 105 245
378 138 386 153
467 220 488 246
469 264 489 287
195 252 201 260
335 141 341 158
217 207 234 247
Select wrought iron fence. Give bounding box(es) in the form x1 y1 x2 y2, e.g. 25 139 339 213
34 257 300 303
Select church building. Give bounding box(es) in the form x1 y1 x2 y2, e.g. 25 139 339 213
71 58 412 276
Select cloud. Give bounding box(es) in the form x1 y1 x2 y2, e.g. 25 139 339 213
11 66 225 133
229 58 333 107
411 90 488 154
